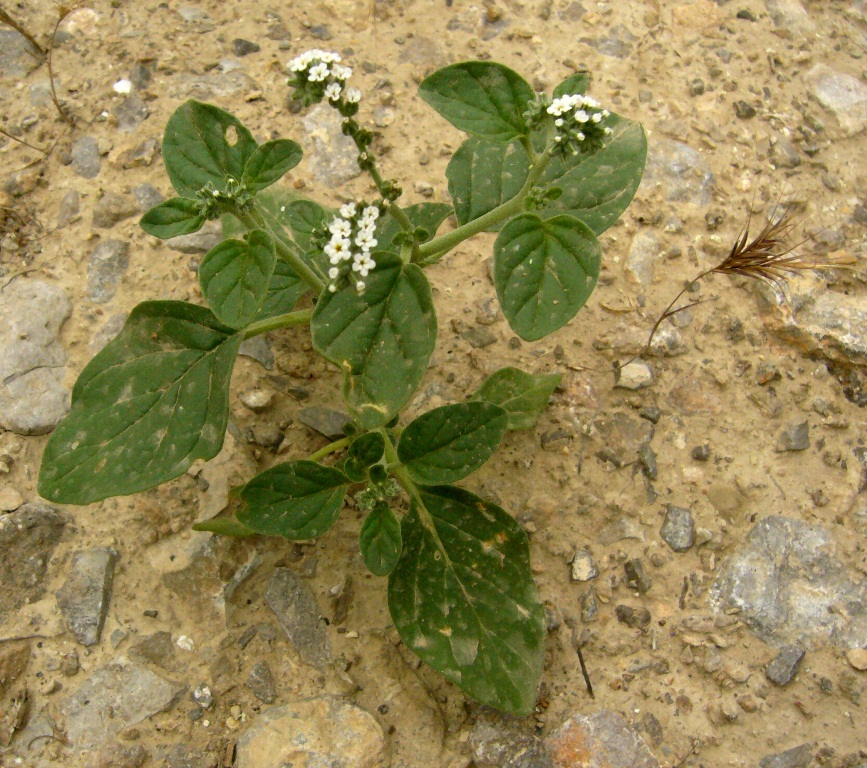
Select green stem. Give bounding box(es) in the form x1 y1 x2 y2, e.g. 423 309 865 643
233 208 325 293
243 307 313 339
416 140 554 266
307 436 351 463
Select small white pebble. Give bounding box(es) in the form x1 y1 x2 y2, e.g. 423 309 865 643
176 635 195 651
345 630 359 639
113 79 132 94
202 719 210 727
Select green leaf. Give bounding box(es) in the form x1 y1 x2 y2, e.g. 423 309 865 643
398 402 508 484
419 62 535 142
38 302 241 505
140 198 205 239
242 139 303 193
553 71 590 98
162 100 258 198
348 432 386 468
254 257 307 321
447 137 529 228
375 203 453 253
311 253 437 430
278 199 331 252
360 501 402 576
199 230 276 329
472 367 562 430
192 516 257 537
494 213 600 341
388 485 545 715
237 460 350 539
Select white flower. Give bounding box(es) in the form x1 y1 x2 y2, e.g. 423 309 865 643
604 126 613 135
332 64 352 81
355 232 377 251
345 87 361 103
328 217 352 237
340 202 357 218
601 109 610 118
308 62 329 82
288 51 312 71
319 50 341 64
591 112 602 123
583 95 600 108
328 267 339 279
576 131 585 141
325 82 342 101
361 205 380 221
554 118 564 127
328 283 337 293
574 109 589 123
324 237 351 263
355 281 365 291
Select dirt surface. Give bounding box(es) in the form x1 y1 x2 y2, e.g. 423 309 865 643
1 0 866 766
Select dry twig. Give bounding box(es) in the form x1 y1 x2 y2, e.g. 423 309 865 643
0 6 46 58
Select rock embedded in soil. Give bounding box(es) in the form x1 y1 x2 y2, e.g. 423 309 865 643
301 104 362 187
57 189 80 227
0 487 23 512
128 631 177 669
660 505 695 551
246 660 276 703
624 559 652 593
0 278 71 435
57 547 118 647
765 645 805 686
769 136 801 168
235 697 387 768
0 30 44 79
88 239 130 303
298 406 351 440
711 515 867 648
639 138 714 205
92 192 139 229
470 719 554 768
759 743 814 768
265 567 331 669
233 38 261 56
765 0 815 36
132 182 164 211
71 135 102 178
614 360 654 390
570 549 599 582
462 325 497 348
625 231 659 285
545 710 659 768
63 659 185 748
805 64 867 136
615 605 651 629
775 420 810 452
114 95 151 132
166 219 222 253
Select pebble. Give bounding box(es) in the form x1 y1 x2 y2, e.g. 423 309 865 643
625 231 659 286
235 697 387 768
462 326 497 348
177 5 216 31
470 719 553 768
689 78 706 96
624 559 652 593
759 744 814 768
580 24 636 58
97 743 149 768
192 683 213 709
166 219 222 253
765 0 815 36
93 192 139 229
165 744 214 768
71 135 102 178
806 64 867 136
170 70 260 100
769 136 801 168
0 279 72 435
570 550 599 582
57 189 80 227
775 420 810 451
546 710 658 768
0 30 43 79
765 645 805 686
592 411 654 466
88 240 130 303
639 406 661 424
691 444 710 461
598 517 645 545
615 605 651 629
711 515 867 647
57 547 118 647
129 184 163 214
240 389 273 412
246 660 277 703
298 406 351 440
668 375 723 415
0 487 23 512
614 361 653 390
129 631 176 669
639 138 714 205
734 100 757 119
660 505 695 552
232 38 261 56
265 567 331 669
846 648 867 670
649 326 688 356
62 659 185 748
301 104 361 187
115 137 159 169
239 336 275 369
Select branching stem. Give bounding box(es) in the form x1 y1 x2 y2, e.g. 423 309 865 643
307 436 351 462
243 307 313 339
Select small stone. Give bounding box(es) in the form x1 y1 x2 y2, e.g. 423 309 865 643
93 192 139 229
129 631 176 669
0 29 43 79
239 336 274 369
639 444 657 480
579 24 636 58
0 487 23 512
115 137 159 169
132 183 164 211
649 325 688 356
88 240 130 302
310 24 332 40
624 559 652 593
232 38 260 56
806 64 867 136
166 219 222 253
246 660 276 703
755 361 780 385
235 697 387 768
770 137 801 168
462 326 497 348
60 650 80 676
57 190 80 227
639 138 714 205
541 429 572 451
414 180 434 198
759 744 814 768
130 61 154 90
614 361 653 390
765 0 815 36
776 420 810 451
110 629 128 649
689 78 706 96
470 720 553 768
846 648 867 670
546 710 658 768
301 105 361 187
581 589 599 622
736 9 757 20
265 568 331 669
615 605 651 629
625 231 659 285
165 744 215 768
72 136 101 178
192 683 213 709
114 96 150 132
598 518 645 545
97 742 149 768
734 100 757 119
57 547 119 646
298 407 351 440
571 550 599 582
639 406 661 424
240 389 273 412
660 505 695 552
691 444 710 461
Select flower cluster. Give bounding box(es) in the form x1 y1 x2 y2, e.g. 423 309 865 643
287 49 361 110
322 202 382 293
546 93 612 157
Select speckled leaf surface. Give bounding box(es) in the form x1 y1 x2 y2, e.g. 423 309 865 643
472 367 562 431
360 501 402 576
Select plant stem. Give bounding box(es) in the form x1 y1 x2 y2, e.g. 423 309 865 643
243 307 313 339
0 7 46 58
233 208 325 293
416 140 554 266
307 436 351 462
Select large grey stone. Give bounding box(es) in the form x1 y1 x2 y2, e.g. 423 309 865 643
62 659 185 748
710 516 867 648
807 64 867 136
471 719 553 768
264 568 330 669
87 240 130 302
0 279 71 435
765 0 815 36
301 104 361 187
546 710 658 768
639 138 714 205
235 697 387 768
57 547 118 646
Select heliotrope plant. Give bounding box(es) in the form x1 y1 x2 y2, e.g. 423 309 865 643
38 52 646 715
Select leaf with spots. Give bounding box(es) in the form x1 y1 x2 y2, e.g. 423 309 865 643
494 213 601 341
388 485 545 715
360 501 402 576
398 402 508 484
237 460 350 539
472 367 562 431
140 197 205 239
38 301 242 505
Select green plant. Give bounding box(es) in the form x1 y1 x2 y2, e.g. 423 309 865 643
38 51 646 715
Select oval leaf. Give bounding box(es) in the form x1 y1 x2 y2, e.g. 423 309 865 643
254 257 307 321
192 516 257 537
349 432 386 468
388 485 545 715
419 62 535 142
162 100 258 197
311 253 437 430
359 501 402 576
447 137 529 228
39 301 242 505
494 213 601 341
553 71 590 98
140 198 205 239
237 460 350 539
472 367 562 431
242 139 303 193
398 402 508 484
199 230 276 329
